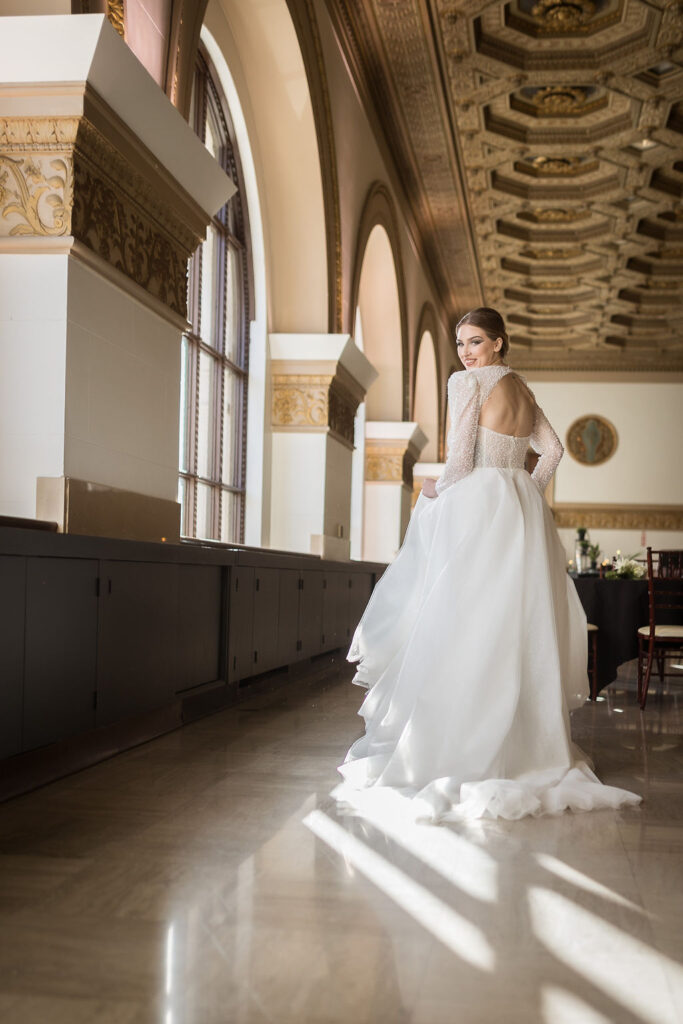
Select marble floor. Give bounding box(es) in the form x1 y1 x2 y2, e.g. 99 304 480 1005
0 658 681 1024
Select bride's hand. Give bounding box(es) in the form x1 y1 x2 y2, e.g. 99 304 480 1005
422 478 437 499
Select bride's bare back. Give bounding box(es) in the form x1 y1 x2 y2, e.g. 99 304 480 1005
478 372 535 437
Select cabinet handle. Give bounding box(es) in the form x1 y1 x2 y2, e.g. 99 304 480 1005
254 651 258 663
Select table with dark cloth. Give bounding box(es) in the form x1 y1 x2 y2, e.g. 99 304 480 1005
572 577 649 693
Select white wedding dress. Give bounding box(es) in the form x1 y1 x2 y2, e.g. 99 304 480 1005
335 365 642 821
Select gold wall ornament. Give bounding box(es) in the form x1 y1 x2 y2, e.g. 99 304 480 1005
271 374 359 447
0 153 72 236
365 439 417 487
106 0 125 38
0 111 206 317
566 414 618 466
71 162 187 316
552 503 683 530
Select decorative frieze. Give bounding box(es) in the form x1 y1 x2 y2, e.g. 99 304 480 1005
0 110 206 317
552 504 683 530
271 373 360 447
364 426 427 488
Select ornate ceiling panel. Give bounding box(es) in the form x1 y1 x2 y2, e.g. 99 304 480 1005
329 0 683 370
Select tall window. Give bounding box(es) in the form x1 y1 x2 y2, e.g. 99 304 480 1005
179 51 251 542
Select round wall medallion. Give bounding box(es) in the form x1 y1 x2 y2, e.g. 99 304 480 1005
566 414 618 465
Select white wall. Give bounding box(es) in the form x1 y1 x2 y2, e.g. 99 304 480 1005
65 258 180 501
530 380 683 562
0 254 68 518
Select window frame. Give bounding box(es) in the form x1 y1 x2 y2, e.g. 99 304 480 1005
179 48 252 544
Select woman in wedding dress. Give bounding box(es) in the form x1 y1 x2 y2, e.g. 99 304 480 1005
335 307 641 822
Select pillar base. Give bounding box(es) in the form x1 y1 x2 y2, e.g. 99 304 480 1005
37 477 180 544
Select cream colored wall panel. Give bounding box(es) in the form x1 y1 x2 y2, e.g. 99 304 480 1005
0 434 65 519
0 253 69 324
0 254 68 517
64 437 178 503
323 435 352 541
532 382 683 506
64 257 180 502
206 0 327 333
67 259 136 355
363 484 403 564
270 432 326 553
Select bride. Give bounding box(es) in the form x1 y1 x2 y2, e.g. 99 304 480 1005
335 307 641 822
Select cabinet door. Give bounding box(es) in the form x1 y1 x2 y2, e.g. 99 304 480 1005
299 571 324 657
96 561 179 726
176 565 224 693
0 556 26 758
348 573 373 639
253 568 280 674
322 572 346 651
23 557 98 751
227 566 254 684
277 569 301 666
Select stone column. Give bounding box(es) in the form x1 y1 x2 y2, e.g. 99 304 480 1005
269 334 377 559
0 14 234 541
363 422 427 563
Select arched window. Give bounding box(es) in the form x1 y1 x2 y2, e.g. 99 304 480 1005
179 50 251 542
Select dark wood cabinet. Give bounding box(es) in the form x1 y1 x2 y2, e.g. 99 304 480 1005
227 566 255 684
96 561 179 726
175 564 224 693
23 557 98 750
0 556 26 758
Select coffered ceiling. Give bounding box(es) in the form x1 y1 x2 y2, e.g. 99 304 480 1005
328 0 683 371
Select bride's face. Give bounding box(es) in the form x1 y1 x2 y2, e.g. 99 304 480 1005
456 324 503 369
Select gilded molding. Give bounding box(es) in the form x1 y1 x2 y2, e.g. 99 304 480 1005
106 1 125 39
365 439 418 487
0 153 72 237
271 373 359 447
552 504 683 530
0 113 203 317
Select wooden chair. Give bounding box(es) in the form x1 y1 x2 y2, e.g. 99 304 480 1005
637 548 683 709
587 623 599 700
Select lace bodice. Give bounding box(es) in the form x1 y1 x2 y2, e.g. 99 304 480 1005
435 364 563 496
474 425 529 469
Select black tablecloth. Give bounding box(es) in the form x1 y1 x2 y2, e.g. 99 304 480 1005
572 577 649 692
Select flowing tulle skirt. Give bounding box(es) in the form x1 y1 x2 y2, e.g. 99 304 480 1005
335 467 641 821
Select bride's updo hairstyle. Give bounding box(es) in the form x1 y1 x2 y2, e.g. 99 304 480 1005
456 307 509 361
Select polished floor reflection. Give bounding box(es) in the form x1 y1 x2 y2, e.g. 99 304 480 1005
0 659 681 1023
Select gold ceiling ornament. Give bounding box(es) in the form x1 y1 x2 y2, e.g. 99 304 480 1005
106 1 125 38
523 155 590 176
531 207 590 222
510 85 606 119
523 246 581 259
526 278 578 288
566 415 618 466
530 0 596 31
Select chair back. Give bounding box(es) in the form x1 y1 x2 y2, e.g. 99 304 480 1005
646 547 683 632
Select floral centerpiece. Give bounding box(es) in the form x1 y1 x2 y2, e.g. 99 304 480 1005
604 554 646 580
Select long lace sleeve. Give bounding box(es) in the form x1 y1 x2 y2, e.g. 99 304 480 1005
435 373 481 495
529 405 563 494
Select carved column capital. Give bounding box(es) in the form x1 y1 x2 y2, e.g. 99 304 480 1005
364 422 428 488
0 16 234 318
270 334 378 449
